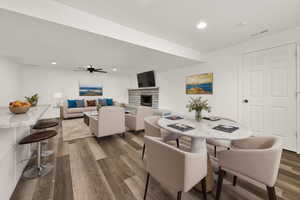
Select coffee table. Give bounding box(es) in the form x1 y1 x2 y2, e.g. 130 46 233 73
83 111 98 126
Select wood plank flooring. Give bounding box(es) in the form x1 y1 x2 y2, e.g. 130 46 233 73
10 121 300 200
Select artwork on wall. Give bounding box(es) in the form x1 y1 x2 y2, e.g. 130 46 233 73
186 73 213 94
79 83 103 96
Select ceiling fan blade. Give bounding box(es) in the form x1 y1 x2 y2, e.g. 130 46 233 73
94 68 104 71
95 70 108 73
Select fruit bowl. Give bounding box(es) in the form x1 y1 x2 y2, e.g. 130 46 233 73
9 101 31 114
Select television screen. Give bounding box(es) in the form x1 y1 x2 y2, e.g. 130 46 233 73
137 71 155 88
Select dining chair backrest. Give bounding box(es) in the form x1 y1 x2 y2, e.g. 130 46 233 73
144 136 207 192
219 136 282 187
144 116 161 137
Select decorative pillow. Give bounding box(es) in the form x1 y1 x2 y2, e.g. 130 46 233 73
76 99 85 108
87 100 96 107
67 100 77 108
98 98 107 106
106 98 113 106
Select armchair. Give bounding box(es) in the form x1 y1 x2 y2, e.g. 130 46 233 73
89 106 125 138
125 106 153 131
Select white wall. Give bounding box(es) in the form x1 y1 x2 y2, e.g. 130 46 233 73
0 57 21 106
129 27 300 121
20 66 130 105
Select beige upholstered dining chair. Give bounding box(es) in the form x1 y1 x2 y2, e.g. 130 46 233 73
142 116 180 159
89 106 126 138
206 139 231 157
143 136 207 200
125 106 153 132
206 117 237 157
215 136 282 200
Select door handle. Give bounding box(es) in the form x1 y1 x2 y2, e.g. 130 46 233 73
243 99 249 103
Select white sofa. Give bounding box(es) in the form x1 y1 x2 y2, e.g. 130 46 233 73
89 106 126 138
61 101 97 119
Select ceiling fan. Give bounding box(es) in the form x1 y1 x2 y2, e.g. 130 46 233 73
74 64 108 73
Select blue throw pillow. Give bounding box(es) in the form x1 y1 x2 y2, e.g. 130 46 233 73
106 98 113 106
76 99 85 108
67 100 77 108
98 98 107 106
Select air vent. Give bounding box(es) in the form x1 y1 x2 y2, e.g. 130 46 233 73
250 29 269 38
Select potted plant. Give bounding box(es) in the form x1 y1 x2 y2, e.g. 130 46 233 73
25 94 39 107
186 97 211 121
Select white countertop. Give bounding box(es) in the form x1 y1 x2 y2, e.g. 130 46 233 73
0 105 50 129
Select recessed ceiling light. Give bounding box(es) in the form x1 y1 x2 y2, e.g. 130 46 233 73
51 62 57 65
196 22 207 29
112 68 117 72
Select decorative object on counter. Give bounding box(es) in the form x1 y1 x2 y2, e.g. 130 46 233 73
9 101 31 114
186 97 211 121
186 73 213 94
25 93 39 106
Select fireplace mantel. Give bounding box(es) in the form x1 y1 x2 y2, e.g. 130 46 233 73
128 87 159 91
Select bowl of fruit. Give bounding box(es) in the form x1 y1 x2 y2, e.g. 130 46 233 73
9 101 31 114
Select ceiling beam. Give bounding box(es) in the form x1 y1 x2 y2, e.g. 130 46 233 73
0 0 204 62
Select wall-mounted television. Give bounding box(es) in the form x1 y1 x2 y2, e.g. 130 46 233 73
137 71 156 88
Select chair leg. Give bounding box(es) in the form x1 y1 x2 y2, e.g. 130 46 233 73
143 173 150 200
267 186 277 200
233 175 237 186
216 168 225 200
176 138 180 148
122 132 125 138
142 144 146 160
214 146 217 157
201 177 207 200
177 191 182 200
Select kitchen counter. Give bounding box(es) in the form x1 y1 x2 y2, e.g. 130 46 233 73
0 104 51 200
0 105 49 129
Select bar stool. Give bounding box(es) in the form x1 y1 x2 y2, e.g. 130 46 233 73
32 120 59 156
19 130 57 178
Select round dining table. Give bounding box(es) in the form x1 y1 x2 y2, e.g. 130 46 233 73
157 115 253 192
158 116 253 153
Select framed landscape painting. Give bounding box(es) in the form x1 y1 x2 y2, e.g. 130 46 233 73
186 73 213 94
79 83 103 96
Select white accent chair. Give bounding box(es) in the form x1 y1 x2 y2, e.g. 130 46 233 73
142 116 180 159
89 106 126 138
143 136 207 200
125 106 153 132
216 136 282 200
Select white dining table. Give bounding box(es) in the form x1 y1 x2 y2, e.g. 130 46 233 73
158 116 253 153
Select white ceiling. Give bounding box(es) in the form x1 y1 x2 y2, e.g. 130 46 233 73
0 9 199 73
54 0 300 52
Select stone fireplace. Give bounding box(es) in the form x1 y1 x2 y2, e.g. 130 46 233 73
128 87 159 109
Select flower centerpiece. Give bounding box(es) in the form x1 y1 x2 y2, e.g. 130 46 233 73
186 97 211 121
25 94 39 107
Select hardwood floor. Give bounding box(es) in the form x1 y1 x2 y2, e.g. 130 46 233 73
11 123 300 200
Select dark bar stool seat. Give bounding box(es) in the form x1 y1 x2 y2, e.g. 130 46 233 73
32 120 59 157
33 120 59 130
19 130 57 179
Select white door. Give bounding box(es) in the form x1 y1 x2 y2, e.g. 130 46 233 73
240 43 297 151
